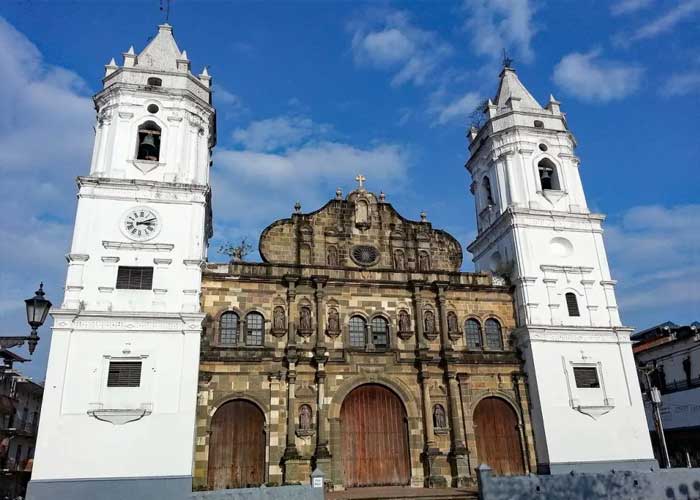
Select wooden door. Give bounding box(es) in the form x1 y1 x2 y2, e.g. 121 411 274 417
341 384 410 487
474 397 525 475
208 400 265 490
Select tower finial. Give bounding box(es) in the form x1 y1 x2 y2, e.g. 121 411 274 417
502 48 513 70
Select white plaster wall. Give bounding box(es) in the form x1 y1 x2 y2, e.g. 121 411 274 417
32 317 201 480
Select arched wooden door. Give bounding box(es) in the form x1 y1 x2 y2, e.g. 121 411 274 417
341 384 410 487
208 400 265 489
474 397 525 475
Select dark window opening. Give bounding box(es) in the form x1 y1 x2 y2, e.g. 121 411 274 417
137 121 161 161
538 158 560 191
147 104 159 114
483 176 494 205
116 266 153 290
371 317 389 348
566 292 580 317
107 361 142 387
349 316 366 347
465 319 482 350
534 120 544 128
219 312 239 345
147 77 162 87
484 319 504 350
573 367 600 388
245 312 264 346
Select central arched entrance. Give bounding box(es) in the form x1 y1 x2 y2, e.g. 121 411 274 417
474 397 525 475
208 400 265 489
340 384 410 487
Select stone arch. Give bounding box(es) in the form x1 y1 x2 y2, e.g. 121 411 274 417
472 395 526 476
469 391 522 421
328 375 420 421
212 307 243 345
534 153 564 191
208 394 269 429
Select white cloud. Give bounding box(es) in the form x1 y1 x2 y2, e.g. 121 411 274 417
349 10 453 87
212 83 242 107
552 50 644 102
429 91 482 125
610 0 653 16
462 0 537 63
624 0 700 43
661 71 700 96
605 204 700 317
0 17 94 378
231 115 332 152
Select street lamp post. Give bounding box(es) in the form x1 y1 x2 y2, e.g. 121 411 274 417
0 284 52 355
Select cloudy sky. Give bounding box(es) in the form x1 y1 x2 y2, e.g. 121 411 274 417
0 1 698 379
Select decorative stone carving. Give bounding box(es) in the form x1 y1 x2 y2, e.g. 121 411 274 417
424 310 438 341
351 245 379 266
271 306 287 337
418 251 430 272
397 310 413 340
326 307 341 337
296 404 315 437
298 306 312 337
394 249 405 270
326 246 339 267
355 199 370 230
433 404 448 431
447 311 461 341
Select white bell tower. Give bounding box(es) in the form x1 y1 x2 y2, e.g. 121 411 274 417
29 24 215 499
466 66 656 474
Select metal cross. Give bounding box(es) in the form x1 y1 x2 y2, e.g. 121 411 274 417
355 174 366 189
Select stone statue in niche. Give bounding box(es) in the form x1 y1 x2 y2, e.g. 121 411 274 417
447 311 458 333
355 200 370 229
418 251 430 272
327 308 340 333
424 311 435 335
398 310 410 332
433 404 447 429
394 249 405 270
299 306 312 331
327 246 339 266
273 306 286 331
299 404 312 431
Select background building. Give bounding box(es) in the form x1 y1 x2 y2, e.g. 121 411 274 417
633 321 700 467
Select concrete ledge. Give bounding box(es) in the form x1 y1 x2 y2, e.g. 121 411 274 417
27 475 191 500
546 458 659 474
191 485 323 499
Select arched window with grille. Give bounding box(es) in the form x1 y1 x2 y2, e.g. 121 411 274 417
484 318 504 350
566 292 580 317
349 316 366 347
371 316 389 348
245 312 264 346
219 312 239 345
465 319 482 350
136 121 161 161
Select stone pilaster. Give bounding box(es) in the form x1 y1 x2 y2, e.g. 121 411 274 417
268 372 284 484
411 280 427 350
313 276 327 351
446 371 470 485
285 275 299 347
435 282 452 353
314 360 331 477
283 363 299 462
420 371 441 487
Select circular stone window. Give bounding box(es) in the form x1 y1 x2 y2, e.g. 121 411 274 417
539 143 548 152
351 245 380 266
147 104 159 114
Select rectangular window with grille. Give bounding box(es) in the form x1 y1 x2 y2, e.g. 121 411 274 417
107 361 142 387
565 292 580 317
116 266 153 290
573 367 600 388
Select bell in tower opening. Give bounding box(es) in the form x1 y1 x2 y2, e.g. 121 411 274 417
137 121 161 161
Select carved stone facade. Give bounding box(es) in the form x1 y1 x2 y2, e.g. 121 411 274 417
195 188 536 490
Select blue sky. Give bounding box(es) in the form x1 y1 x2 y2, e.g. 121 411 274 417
0 0 698 379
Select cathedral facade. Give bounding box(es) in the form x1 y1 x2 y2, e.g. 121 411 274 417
28 23 655 500
195 186 536 489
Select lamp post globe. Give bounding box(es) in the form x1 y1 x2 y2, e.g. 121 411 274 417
24 283 52 354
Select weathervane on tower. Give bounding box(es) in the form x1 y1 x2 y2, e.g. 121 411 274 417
502 48 513 69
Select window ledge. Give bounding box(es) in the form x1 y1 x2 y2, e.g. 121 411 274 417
131 159 163 174
87 408 151 425
572 404 614 420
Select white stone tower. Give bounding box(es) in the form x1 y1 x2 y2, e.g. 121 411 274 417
466 66 656 474
28 24 215 499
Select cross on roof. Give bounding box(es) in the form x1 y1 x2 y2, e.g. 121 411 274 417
355 174 366 189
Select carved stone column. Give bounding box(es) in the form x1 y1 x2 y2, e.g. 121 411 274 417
446 371 470 486
285 275 299 347
314 359 331 471
420 371 440 487
284 363 299 461
268 372 284 484
411 280 426 350
435 282 452 353
313 277 327 350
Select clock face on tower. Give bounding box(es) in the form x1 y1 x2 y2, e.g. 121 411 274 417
121 206 161 241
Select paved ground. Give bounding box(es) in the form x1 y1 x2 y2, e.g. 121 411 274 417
327 486 478 500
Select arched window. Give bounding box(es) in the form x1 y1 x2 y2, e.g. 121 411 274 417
245 312 264 346
137 121 161 161
433 404 447 429
483 176 494 205
484 319 503 350
349 316 366 347
219 312 239 345
465 319 482 350
371 316 389 348
566 292 580 317
537 158 560 191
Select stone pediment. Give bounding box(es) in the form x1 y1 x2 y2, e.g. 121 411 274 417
259 188 463 272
